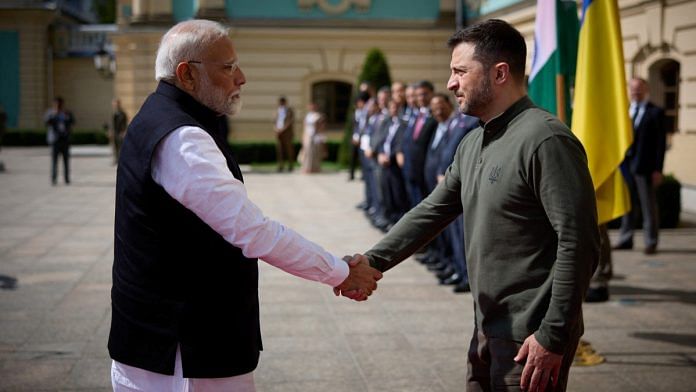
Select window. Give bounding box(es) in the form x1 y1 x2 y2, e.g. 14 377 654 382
649 59 680 134
311 81 352 130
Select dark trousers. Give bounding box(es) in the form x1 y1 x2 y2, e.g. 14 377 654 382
466 329 579 392
360 150 378 211
381 163 409 223
51 140 70 184
404 177 425 209
618 169 659 248
349 145 360 180
447 215 467 280
590 224 612 288
275 131 295 171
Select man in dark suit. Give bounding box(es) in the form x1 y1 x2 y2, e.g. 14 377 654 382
436 110 479 293
377 99 409 227
398 80 437 208
614 77 666 255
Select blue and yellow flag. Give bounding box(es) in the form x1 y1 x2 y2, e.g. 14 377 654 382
571 0 633 224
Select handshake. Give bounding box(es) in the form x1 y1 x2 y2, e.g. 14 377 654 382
333 254 383 301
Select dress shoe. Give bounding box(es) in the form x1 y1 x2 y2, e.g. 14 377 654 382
612 242 632 250
453 281 470 293
585 286 609 303
372 217 389 231
415 252 432 263
644 245 657 255
441 273 463 286
428 260 449 272
355 201 368 210
436 266 455 281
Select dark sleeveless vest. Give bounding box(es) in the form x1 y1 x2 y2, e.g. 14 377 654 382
108 82 262 378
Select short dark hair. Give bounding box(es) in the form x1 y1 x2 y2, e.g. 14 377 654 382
431 92 452 107
54 96 64 105
357 91 371 103
415 80 434 92
447 19 526 82
278 96 287 104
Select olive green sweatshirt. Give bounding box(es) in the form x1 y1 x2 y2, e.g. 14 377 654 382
366 96 600 354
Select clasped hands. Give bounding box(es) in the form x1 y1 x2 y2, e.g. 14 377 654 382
333 254 382 301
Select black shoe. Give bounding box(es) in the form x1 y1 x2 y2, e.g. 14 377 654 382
355 201 368 210
415 253 431 262
441 273 463 286
372 216 389 229
612 242 632 250
436 266 455 281
644 245 657 255
585 287 609 303
453 281 470 293
428 260 449 272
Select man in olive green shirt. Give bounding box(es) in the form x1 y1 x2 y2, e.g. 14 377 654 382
339 20 599 392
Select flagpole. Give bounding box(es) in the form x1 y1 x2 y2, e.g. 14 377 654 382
556 74 567 124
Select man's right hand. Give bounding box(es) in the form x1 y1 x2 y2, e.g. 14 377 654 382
333 254 382 301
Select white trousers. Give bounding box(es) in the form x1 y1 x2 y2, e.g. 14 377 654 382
111 347 256 392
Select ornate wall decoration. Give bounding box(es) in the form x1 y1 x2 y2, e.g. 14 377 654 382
298 0 370 15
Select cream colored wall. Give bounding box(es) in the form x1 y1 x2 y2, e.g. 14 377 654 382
0 10 52 129
229 27 453 140
112 26 454 141
619 0 696 189
52 58 114 130
111 32 161 124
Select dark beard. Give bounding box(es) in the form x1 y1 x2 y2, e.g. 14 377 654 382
460 77 493 117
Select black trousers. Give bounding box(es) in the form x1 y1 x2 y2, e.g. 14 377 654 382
51 140 70 184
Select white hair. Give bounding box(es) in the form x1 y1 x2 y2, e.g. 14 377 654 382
155 19 230 82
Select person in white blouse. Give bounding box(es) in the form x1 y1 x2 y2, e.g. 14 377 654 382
109 19 381 392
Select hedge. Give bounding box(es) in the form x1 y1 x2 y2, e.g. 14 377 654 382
1 129 342 165
2 129 109 146
229 141 341 165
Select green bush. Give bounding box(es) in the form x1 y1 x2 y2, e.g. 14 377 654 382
2 129 108 146
1 130 342 165
657 174 681 228
230 141 340 164
607 173 681 229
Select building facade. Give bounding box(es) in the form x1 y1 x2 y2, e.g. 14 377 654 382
2 0 694 209
112 0 459 140
0 1 115 131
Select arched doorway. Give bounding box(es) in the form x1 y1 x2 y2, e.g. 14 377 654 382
648 59 680 135
311 81 352 130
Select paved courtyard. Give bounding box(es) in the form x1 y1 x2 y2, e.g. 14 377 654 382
0 146 695 391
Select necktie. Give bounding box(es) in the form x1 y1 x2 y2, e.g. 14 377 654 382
413 113 425 140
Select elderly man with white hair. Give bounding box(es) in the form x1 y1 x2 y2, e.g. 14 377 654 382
108 19 382 391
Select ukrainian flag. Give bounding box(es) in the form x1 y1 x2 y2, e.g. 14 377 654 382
571 0 633 224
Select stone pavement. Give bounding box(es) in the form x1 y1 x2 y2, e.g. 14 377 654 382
0 146 695 392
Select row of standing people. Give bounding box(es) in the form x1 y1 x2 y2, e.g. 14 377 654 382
351 80 479 293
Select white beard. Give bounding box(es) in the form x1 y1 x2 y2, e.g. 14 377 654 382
197 72 242 115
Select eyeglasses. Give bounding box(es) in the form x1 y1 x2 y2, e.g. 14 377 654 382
187 60 240 77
